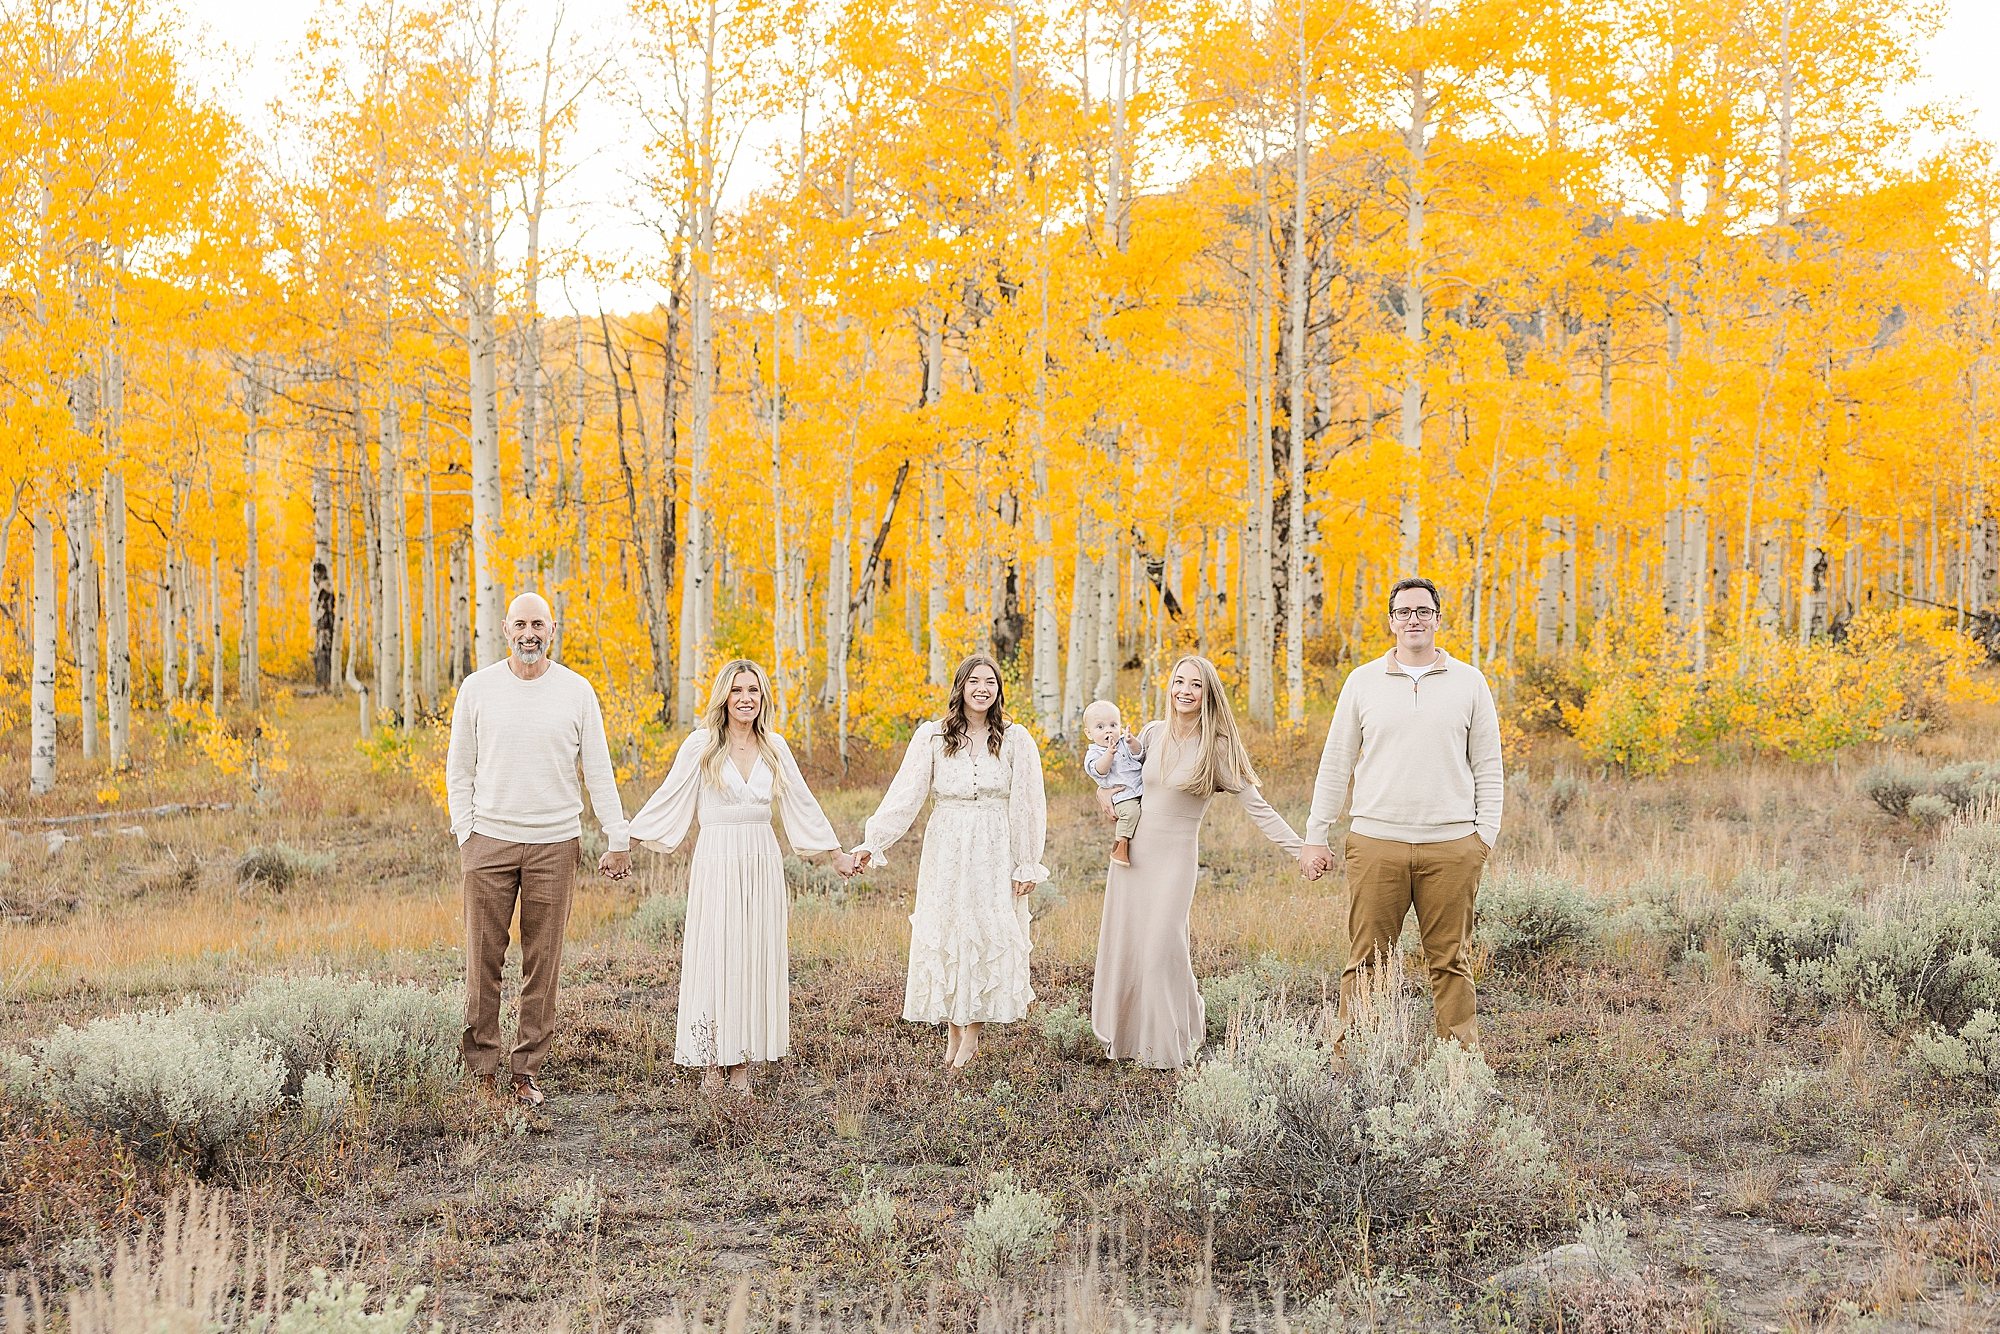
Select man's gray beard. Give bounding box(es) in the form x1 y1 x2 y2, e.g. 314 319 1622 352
514 644 545 664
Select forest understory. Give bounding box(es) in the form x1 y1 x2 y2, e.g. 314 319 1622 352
7 693 2000 1332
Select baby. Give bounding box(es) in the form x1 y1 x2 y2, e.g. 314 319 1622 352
1083 700 1146 867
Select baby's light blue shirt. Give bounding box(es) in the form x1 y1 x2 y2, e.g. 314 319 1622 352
1085 738 1145 802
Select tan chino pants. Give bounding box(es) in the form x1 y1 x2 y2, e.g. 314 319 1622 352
461 832 579 1080
1341 831 1488 1047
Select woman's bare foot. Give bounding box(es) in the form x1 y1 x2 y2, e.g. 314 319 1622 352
950 1023 983 1069
727 1066 753 1098
944 1024 963 1067
701 1067 724 1095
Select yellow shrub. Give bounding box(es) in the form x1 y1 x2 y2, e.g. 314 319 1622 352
1563 606 1995 775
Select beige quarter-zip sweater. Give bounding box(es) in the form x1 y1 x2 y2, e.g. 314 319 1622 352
1304 650 1504 848
445 660 631 850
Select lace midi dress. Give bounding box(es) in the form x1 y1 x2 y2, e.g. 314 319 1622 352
627 730 842 1066
856 721 1050 1026
1090 722 1304 1069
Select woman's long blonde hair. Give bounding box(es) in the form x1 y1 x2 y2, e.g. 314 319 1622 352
698 659 786 793
1162 655 1258 798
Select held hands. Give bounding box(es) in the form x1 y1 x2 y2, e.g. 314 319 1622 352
1297 844 1333 882
598 849 633 881
831 849 862 879
845 847 874 876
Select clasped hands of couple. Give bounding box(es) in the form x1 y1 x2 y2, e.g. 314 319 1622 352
1088 785 1335 882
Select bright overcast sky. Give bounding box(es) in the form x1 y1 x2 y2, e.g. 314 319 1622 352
183 0 2000 314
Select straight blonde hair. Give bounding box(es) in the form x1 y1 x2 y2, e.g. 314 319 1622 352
698 659 786 794
1163 655 1258 798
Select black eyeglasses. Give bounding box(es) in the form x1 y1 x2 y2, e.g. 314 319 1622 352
1388 608 1439 623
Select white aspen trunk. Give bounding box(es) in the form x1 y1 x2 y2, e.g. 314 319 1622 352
449 538 468 686
676 0 720 727
421 469 438 706
822 466 852 708
1249 230 1276 725
1397 9 1431 576
1197 527 1211 657
398 457 415 736
1032 460 1061 735
927 463 947 686
469 301 503 668
770 298 787 728
1062 527 1094 731
164 543 179 703
1093 526 1119 703
1536 515 1561 655
1561 514 1578 651
1285 4 1310 726
1800 471 1829 644
209 544 223 712
103 249 129 764
69 490 99 759
1687 448 1709 672
31 512 57 794
242 392 261 709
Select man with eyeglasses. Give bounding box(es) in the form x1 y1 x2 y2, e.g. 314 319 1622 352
1300 576 1503 1050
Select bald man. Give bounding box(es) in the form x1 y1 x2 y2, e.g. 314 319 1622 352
445 593 632 1106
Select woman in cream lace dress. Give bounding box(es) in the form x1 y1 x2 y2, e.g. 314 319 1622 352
1091 655 1310 1070
852 654 1049 1069
628 659 853 1095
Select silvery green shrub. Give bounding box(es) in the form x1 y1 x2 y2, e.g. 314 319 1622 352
1035 999 1096 1056
844 1168 898 1243
958 1170 1062 1284
1199 956 1317 1041
540 1175 602 1237
1141 955 1556 1260
1861 761 2000 823
219 976 460 1100
11 976 460 1162
262 1269 438 1334
1475 871 1603 966
10 1000 286 1156
630 892 687 946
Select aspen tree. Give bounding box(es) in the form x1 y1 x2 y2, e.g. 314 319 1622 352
31 513 58 795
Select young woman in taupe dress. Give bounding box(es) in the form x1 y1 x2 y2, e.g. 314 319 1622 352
1089 655 1310 1069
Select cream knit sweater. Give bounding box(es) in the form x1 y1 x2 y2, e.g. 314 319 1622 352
1304 650 1504 848
445 661 631 850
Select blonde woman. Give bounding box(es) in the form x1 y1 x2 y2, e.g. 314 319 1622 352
1090 656 1311 1070
850 654 1049 1070
628 659 856 1096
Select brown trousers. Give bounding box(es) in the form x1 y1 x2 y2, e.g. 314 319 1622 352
461 832 578 1079
1341 831 1488 1046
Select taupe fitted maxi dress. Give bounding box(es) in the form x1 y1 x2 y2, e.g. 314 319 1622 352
1090 721 1305 1070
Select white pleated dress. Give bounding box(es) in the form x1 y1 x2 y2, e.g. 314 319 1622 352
627 731 842 1067
856 721 1050 1027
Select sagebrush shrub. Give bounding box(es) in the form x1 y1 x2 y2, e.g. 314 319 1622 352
630 892 687 946
219 976 460 1100
1860 760 2000 822
7 976 461 1165
845 1170 898 1242
265 1269 438 1334
1142 954 1558 1265
1476 871 1602 966
234 843 335 890
958 1169 1062 1284
1198 956 1321 1041
1036 999 1096 1056
540 1175 602 1237
5 1001 286 1157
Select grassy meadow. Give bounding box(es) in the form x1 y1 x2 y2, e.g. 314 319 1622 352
6 689 2000 1332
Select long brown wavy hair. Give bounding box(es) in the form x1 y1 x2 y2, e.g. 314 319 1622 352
939 653 1010 758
